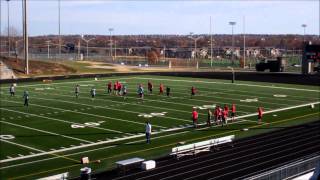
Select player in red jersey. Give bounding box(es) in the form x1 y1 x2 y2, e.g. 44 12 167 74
148 80 153 94
222 109 228 126
191 86 196 98
159 83 164 95
224 104 229 121
113 81 118 95
258 107 263 124
107 81 112 94
117 82 122 95
214 105 219 125
231 104 236 122
192 108 199 128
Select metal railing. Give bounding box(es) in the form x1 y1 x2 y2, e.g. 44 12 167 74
244 154 320 180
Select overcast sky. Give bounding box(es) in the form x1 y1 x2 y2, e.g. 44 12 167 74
0 0 319 36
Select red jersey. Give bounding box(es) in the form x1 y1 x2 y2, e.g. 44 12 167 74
160 84 164 92
223 110 228 118
148 82 153 89
224 106 229 113
191 87 196 93
258 108 263 116
192 111 198 120
214 108 219 116
107 82 112 89
231 104 236 113
114 83 118 90
117 83 122 90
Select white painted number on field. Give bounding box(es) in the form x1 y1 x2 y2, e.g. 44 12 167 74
138 112 167 118
240 98 258 102
273 94 287 98
0 135 15 140
193 105 216 110
71 121 105 129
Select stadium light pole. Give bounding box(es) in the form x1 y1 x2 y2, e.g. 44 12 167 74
23 0 28 74
6 0 10 57
81 35 95 60
301 24 307 43
108 28 114 59
58 0 61 59
243 16 246 68
210 16 213 67
229 21 236 65
188 32 203 60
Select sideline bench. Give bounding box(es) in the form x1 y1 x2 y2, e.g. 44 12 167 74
116 157 145 174
170 135 235 159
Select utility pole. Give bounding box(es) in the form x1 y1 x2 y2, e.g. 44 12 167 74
243 16 246 68
6 0 10 57
23 0 28 74
58 0 61 59
301 24 307 43
46 40 51 59
229 21 236 65
210 16 213 67
108 28 114 60
0 0 2 56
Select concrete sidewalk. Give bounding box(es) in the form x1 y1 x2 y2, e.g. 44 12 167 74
0 61 16 80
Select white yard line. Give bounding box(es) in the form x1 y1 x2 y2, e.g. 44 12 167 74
136 77 320 92
133 81 314 103
38 86 257 112
0 101 318 164
29 95 189 125
0 108 124 134
0 139 45 153
3 99 169 128
0 77 134 88
0 120 92 143
0 119 249 169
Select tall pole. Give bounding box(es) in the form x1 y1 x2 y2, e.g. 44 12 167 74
78 38 81 60
301 24 307 43
23 0 28 74
7 0 10 57
108 28 113 59
243 16 246 68
58 0 61 59
46 41 50 59
229 21 236 65
210 16 213 67
0 0 2 55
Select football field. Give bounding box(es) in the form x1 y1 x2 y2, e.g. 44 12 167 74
0 75 319 179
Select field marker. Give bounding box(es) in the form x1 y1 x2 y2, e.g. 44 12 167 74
5 98 168 128
0 106 125 134
50 149 56 151
29 152 35 155
6 156 12 159
0 121 93 143
18 154 24 157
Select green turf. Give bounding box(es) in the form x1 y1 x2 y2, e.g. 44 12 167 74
0 75 319 179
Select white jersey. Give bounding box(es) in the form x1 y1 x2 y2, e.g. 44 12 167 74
10 86 15 93
145 123 152 134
